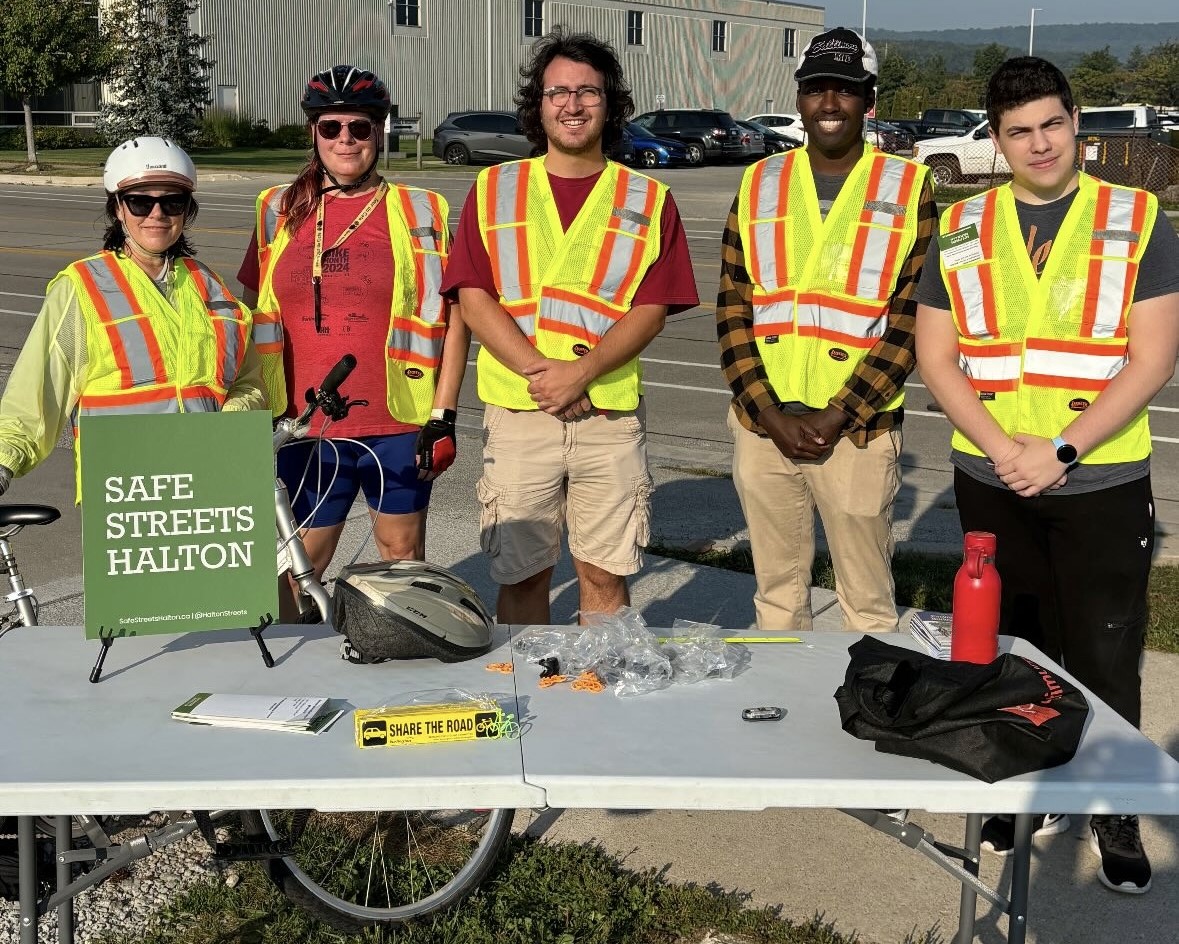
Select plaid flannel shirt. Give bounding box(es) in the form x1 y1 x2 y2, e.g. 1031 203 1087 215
716 175 937 446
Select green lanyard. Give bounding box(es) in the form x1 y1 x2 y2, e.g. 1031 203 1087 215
311 181 387 333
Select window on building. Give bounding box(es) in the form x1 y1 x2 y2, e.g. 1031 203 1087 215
712 20 728 54
783 28 797 58
627 10 645 47
395 0 420 28
523 0 544 38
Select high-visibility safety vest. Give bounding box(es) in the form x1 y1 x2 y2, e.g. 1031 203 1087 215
474 158 667 410
736 145 926 411
939 173 1157 463
252 184 449 423
59 251 251 429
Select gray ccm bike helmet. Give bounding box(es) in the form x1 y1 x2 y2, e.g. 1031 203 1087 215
333 560 494 663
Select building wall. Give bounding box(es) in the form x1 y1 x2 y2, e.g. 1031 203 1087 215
197 0 823 133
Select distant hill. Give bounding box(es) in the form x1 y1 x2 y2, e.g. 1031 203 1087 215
867 22 1179 72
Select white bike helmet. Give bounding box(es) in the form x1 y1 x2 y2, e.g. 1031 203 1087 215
103 137 197 193
333 561 494 663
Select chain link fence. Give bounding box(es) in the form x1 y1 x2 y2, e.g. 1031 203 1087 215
1074 134 1179 197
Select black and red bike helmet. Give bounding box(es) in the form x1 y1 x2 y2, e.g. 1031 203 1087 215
301 65 392 120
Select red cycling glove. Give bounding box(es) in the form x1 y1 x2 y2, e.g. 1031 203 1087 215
415 417 456 475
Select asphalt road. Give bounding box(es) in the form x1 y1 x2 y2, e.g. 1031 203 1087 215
2 166 1178 589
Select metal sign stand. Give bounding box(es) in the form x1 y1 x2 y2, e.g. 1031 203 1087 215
383 114 424 170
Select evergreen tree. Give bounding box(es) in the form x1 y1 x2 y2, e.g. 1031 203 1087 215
972 43 1013 85
1070 48 1123 106
0 0 112 169
1126 41 1179 106
98 0 212 147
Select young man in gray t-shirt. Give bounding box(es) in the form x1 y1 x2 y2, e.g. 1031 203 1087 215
915 57 1179 895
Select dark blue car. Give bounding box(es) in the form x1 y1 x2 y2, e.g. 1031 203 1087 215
618 122 690 168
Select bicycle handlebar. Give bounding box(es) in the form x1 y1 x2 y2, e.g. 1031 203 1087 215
319 353 356 398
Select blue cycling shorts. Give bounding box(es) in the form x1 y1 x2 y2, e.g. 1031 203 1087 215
277 433 432 528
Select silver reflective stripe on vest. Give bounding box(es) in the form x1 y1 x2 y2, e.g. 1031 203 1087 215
184 260 244 385
79 399 180 417
753 298 795 331
948 196 995 339
403 189 446 325
593 170 656 305
848 158 912 300
80 258 161 387
1088 188 1142 339
1024 343 1128 384
253 321 282 345
489 163 529 300
959 351 1021 384
540 295 614 342
261 187 288 246
181 396 221 412
749 153 790 290
388 325 440 362
794 300 888 344
512 314 535 336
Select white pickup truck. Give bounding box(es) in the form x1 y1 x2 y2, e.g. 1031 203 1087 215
911 121 1011 186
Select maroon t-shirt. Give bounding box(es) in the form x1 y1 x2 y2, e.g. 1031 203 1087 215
238 193 423 437
440 168 698 312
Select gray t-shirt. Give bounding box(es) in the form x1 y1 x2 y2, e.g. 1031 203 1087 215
915 188 1179 494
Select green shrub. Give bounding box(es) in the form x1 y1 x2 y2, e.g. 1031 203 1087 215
268 123 311 150
0 126 99 149
197 108 270 148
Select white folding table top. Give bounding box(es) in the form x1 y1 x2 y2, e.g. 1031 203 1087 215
513 631 1179 815
0 624 542 815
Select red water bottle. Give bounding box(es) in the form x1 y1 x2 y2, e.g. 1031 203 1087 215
951 531 1001 663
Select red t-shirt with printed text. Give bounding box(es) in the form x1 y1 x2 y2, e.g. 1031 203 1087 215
238 193 423 437
440 168 698 312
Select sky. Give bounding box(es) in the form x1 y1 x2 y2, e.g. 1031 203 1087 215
820 0 1176 33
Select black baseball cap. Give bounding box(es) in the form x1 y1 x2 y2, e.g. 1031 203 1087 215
795 27 879 85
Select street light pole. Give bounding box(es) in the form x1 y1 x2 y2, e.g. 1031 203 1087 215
862 0 868 40
1029 8 1042 56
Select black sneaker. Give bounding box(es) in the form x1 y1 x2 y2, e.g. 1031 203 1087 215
980 813 1070 856
1090 815 1152 894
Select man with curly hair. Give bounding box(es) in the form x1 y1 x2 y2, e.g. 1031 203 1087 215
442 28 697 624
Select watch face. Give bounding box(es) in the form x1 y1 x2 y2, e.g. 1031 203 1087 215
1056 443 1078 464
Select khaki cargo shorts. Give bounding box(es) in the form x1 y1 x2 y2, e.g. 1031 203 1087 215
477 403 653 584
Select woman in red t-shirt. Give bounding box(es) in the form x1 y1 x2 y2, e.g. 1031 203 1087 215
238 66 468 592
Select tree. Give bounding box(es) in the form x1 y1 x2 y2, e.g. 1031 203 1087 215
0 0 112 170
1125 41 1179 106
972 43 1013 85
922 54 949 99
99 0 212 147
1071 48 1123 106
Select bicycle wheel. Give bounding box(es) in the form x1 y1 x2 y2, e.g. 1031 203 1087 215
239 807 513 930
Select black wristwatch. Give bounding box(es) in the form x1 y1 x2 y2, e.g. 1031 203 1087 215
1052 436 1078 465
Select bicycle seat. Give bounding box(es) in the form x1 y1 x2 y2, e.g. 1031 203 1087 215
0 504 61 527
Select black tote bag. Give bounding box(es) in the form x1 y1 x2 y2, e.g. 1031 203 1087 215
834 636 1089 783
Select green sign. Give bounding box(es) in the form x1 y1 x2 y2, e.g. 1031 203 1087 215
80 411 278 639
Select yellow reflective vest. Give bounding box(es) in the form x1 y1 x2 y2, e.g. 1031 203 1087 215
736 145 926 410
252 184 449 424
474 158 667 410
938 174 1157 463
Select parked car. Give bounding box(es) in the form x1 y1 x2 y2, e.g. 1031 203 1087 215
739 119 799 155
912 120 1011 185
747 112 806 144
632 109 745 164
903 108 990 140
431 110 532 165
1077 105 1169 142
864 118 915 154
734 121 766 161
617 121 690 168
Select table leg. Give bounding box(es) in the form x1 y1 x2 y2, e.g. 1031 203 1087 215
56 816 74 944
1006 814 1033 944
954 812 982 944
17 816 36 944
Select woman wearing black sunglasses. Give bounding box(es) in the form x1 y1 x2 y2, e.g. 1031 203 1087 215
237 65 469 584
0 136 268 501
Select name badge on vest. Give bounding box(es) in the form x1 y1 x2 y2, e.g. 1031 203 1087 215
938 223 984 268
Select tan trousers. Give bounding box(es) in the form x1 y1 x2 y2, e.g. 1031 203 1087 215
728 410 901 632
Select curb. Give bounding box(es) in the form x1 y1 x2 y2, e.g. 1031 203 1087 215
0 172 250 187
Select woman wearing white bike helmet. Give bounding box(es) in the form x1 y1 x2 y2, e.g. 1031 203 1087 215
237 65 469 581
0 136 268 500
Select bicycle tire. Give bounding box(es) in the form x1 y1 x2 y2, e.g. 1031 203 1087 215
239 806 513 930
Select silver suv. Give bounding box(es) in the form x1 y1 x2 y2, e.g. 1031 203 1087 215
432 110 533 165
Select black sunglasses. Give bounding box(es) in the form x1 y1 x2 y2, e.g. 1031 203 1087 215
120 193 191 217
316 118 375 141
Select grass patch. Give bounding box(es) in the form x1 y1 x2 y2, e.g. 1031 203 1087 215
109 835 925 944
647 543 1179 655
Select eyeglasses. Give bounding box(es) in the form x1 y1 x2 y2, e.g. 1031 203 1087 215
542 86 604 107
316 118 376 141
119 193 191 217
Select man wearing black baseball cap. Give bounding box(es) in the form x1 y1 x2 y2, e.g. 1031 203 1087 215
716 28 936 633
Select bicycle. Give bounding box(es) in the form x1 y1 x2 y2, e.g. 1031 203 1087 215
2 355 514 932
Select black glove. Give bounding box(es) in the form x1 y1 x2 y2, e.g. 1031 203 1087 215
415 414 456 476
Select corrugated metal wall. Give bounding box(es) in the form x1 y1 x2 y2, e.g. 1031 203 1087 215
196 0 824 133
